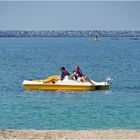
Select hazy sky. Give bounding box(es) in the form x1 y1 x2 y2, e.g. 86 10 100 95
0 1 140 30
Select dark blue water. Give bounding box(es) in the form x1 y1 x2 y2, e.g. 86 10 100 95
0 37 140 130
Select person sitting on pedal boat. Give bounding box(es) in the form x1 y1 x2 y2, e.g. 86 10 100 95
60 67 70 80
71 66 94 85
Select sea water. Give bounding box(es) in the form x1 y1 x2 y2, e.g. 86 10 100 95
0 37 140 130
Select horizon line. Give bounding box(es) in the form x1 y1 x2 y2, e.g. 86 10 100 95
0 30 140 32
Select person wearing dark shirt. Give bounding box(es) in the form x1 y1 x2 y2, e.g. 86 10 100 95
71 66 94 85
60 67 70 80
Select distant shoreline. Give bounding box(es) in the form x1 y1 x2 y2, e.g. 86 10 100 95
0 30 140 37
0 130 140 139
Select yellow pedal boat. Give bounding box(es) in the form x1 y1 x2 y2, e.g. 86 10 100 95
23 75 110 91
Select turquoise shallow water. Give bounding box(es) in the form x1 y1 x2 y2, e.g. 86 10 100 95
0 37 140 129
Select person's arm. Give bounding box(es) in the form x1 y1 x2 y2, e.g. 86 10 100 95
60 72 64 80
71 72 76 77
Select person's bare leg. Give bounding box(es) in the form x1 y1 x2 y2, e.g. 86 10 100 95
85 76 95 85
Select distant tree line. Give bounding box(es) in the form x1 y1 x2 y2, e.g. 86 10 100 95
0 30 140 37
